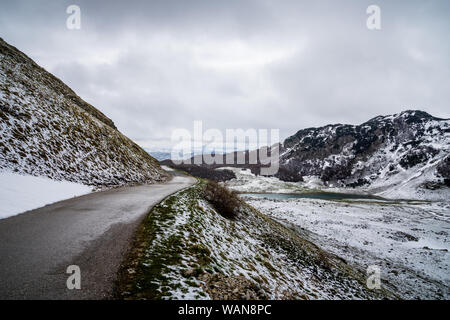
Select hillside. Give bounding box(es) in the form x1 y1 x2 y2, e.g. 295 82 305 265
280 110 449 199
0 37 168 187
168 151 303 183
116 181 394 300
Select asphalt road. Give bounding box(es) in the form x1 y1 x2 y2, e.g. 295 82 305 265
0 171 196 299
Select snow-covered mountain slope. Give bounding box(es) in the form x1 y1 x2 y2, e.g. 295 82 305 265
0 37 168 187
116 181 394 300
280 110 450 200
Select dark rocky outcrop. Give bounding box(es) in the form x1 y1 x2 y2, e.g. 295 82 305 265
279 110 449 187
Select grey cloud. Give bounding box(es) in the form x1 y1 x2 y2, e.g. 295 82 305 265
0 0 449 149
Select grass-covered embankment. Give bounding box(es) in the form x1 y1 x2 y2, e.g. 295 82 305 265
115 180 394 300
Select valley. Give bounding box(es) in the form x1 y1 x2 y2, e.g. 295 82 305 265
218 167 450 299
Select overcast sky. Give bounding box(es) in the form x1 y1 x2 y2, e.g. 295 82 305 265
1 0 449 151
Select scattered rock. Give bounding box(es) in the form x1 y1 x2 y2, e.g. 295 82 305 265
390 231 419 242
199 273 269 300
183 268 196 277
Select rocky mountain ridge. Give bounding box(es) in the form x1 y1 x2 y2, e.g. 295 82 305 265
280 110 449 199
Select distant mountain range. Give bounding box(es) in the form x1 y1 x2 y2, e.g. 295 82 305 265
0 37 168 187
147 151 172 161
168 110 449 199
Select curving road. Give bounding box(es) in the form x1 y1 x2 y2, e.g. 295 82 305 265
0 171 196 300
